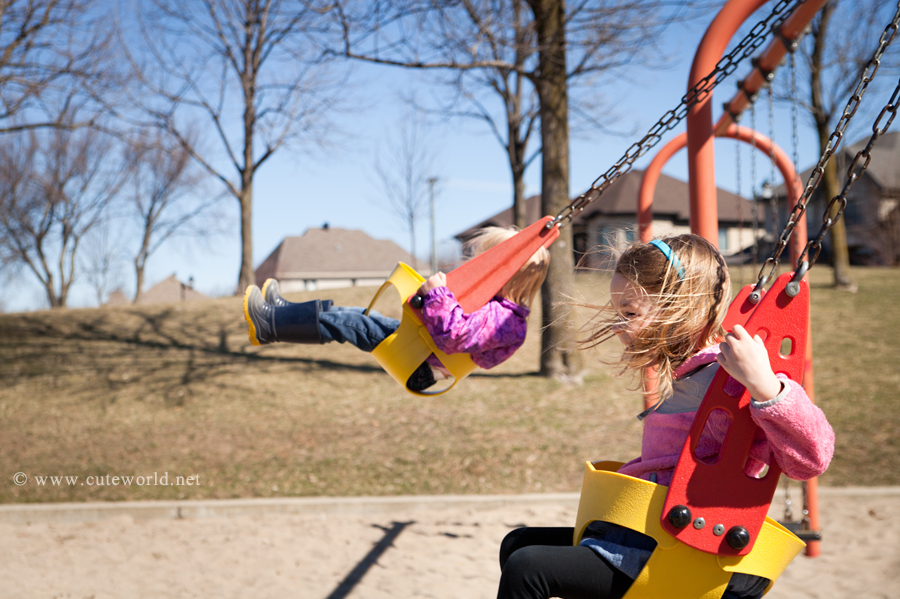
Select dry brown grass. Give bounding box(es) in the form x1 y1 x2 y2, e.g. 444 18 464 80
0 266 896 503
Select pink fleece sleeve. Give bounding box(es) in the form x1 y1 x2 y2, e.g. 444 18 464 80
746 376 835 480
420 287 527 369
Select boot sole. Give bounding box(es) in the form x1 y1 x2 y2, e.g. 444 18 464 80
242 286 262 346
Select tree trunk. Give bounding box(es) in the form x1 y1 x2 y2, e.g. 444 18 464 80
134 262 145 304
510 120 528 229
513 170 527 229
529 0 583 382
238 188 254 292
809 0 853 289
134 223 152 303
820 157 854 287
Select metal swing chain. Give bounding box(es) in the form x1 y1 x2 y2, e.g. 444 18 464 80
799 76 900 266
736 139 745 285
547 0 808 229
767 85 780 250
752 3 900 296
790 51 802 177
750 103 761 266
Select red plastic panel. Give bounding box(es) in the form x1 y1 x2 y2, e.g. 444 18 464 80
722 283 762 332
661 272 809 556
443 216 559 314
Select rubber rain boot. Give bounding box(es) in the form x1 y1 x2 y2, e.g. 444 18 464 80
243 286 327 346
261 279 333 312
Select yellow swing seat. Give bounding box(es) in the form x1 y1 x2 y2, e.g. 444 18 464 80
365 262 478 397
574 461 805 599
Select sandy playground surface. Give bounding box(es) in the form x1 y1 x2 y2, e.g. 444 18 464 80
0 488 897 599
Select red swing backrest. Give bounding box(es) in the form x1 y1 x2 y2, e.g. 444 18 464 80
660 271 809 556
442 216 559 313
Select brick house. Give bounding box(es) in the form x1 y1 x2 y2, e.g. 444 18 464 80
772 131 900 265
456 170 758 268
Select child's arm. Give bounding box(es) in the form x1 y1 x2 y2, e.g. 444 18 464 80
717 325 834 480
415 276 527 369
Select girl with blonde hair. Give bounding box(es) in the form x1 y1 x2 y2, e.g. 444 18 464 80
243 226 549 392
496 234 834 599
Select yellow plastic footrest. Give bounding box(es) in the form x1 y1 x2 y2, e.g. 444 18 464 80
574 461 805 599
366 263 477 396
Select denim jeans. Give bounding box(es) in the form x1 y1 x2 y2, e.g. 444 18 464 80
318 307 400 352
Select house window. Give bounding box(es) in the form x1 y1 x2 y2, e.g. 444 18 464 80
719 228 728 252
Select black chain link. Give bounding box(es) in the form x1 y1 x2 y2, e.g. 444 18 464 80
548 0 807 228
750 103 761 266
767 85 780 245
753 2 900 292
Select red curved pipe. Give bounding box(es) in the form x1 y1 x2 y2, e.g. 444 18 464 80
687 0 769 245
638 125 806 265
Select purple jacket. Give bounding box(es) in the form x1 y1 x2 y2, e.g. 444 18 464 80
420 287 530 369
617 344 834 486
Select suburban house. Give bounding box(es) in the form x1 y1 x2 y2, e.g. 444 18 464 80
254 225 420 292
456 170 759 268
772 131 900 265
106 275 207 306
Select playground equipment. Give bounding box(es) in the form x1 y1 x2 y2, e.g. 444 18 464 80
567 0 900 595
365 0 898 591
363 217 558 397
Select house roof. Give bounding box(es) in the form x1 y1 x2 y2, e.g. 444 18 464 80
774 131 900 196
842 130 900 190
455 169 753 240
255 226 417 282
106 275 207 306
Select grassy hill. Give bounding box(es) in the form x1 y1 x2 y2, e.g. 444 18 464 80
1 266 897 504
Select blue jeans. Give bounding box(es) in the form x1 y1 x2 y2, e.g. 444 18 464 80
318 307 400 352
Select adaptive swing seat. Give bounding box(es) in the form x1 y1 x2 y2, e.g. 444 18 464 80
364 216 558 397
365 262 479 397
573 270 811 598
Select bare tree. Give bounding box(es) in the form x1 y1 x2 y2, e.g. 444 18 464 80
329 1 688 232
81 221 124 305
120 0 345 293
794 0 896 289
374 115 439 269
125 130 211 303
0 127 129 307
328 0 684 380
0 0 118 134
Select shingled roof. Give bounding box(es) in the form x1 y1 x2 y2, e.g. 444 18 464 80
775 131 900 196
255 226 417 284
455 170 752 239
105 275 207 306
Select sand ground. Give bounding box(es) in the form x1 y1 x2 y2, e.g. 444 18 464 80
1 488 897 599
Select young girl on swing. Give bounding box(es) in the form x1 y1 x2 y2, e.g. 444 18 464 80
243 226 550 391
497 234 834 599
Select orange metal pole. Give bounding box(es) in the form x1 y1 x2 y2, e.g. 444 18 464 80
639 126 806 252
717 0 830 136
687 0 769 245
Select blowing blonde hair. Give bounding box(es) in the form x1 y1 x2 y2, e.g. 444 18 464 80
581 234 731 401
463 226 550 309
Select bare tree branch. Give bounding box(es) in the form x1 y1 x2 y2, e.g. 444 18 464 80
373 113 439 269
115 0 347 292
0 0 118 134
0 126 130 307
123 128 215 302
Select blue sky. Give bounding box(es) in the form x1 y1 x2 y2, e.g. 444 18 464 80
3 5 888 312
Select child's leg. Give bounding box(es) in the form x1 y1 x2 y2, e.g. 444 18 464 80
497 527 633 599
317 307 399 352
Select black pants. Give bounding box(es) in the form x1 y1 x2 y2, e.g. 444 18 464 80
496 527 769 599
497 527 634 599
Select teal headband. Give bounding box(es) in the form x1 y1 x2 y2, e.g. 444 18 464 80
649 239 685 280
